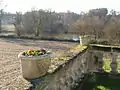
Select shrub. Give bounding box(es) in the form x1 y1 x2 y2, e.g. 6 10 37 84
89 40 97 44
98 40 109 45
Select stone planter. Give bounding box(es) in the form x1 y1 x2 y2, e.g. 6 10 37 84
18 52 51 80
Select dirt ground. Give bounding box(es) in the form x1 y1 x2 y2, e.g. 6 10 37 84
0 38 77 90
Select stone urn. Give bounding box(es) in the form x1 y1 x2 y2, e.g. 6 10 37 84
18 49 52 80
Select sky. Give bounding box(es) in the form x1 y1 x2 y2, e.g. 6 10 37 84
3 0 120 14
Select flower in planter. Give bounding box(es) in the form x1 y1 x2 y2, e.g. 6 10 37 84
22 48 51 56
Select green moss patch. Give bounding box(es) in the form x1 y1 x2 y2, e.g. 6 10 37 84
48 45 88 73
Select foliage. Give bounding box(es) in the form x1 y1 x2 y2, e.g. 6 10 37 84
14 9 69 37
95 85 111 90
98 41 109 45
71 8 120 44
22 48 51 56
102 53 120 73
48 45 88 73
103 59 111 73
89 40 97 44
14 12 23 37
89 40 109 45
0 0 5 33
12 8 120 43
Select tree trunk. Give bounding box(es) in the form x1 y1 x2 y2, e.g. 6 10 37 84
93 28 97 40
35 27 40 37
0 20 2 33
13 23 21 37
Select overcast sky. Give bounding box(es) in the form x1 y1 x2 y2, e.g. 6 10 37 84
3 0 120 13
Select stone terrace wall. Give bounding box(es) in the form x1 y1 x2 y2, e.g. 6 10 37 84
34 44 120 90
36 49 89 90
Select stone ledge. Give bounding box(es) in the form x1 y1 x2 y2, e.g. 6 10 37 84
47 45 88 74
90 44 120 49
33 45 88 90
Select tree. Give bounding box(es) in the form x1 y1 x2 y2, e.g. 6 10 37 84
0 0 5 33
72 14 105 40
31 10 40 37
88 8 108 18
14 12 23 37
104 15 120 44
0 9 3 33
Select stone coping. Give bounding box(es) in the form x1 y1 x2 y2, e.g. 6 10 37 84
31 45 88 90
47 45 88 74
90 44 120 49
34 45 88 90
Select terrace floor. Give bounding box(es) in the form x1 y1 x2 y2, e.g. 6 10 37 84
0 38 77 90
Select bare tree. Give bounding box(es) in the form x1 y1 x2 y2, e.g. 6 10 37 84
0 0 5 33
0 9 3 33
72 14 105 40
104 15 120 44
14 12 22 37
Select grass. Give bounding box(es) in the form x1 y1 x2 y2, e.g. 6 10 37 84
103 59 112 73
102 53 120 73
117 55 120 73
102 53 112 73
96 85 111 90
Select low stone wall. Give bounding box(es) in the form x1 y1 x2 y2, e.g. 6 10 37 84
24 44 120 90
33 46 89 90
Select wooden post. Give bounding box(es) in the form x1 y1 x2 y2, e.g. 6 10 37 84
79 36 82 46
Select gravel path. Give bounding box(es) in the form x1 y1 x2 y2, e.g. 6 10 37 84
0 38 76 90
